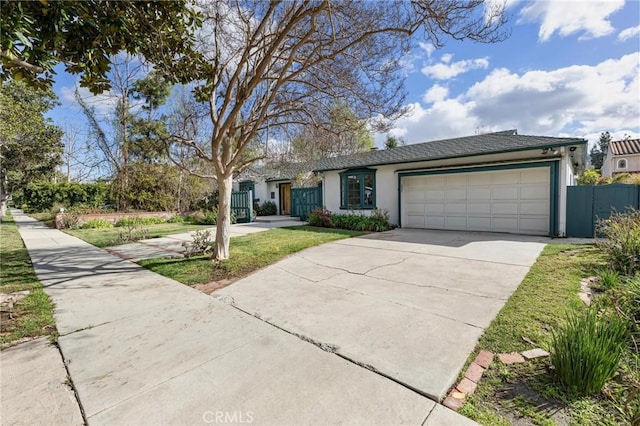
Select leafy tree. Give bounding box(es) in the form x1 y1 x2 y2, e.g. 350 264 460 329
385 135 407 149
589 131 611 170
1 1 201 93
76 56 172 210
167 0 508 261
0 80 62 215
291 104 374 161
578 169 600 185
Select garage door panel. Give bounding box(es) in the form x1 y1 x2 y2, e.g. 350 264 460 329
406 204 425 215
468 217 491 229
494 171 519 183
406 215 426 228
492 217 519 230
425 189 445 201
520 218 548 233
468 203 491 214
520 201 548 215
406 188 425 202
468 187 491 200
521 168 548 183
446 175 467 186
446 188 467 201
446 216 467 228
520 185 548 200
492 186 519 200
425 216 446 227
426 176 446 188
425 203 444 214
402 166 551 235
492 202 519 215
446 203 466 214
469 173 492 185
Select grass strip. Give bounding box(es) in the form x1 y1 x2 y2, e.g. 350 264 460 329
66 222 215 247
459 243 629 425
0 213 56 344
138 226 365 285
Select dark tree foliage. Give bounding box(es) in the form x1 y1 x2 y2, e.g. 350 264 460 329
590 131 611 170
0 1 202 93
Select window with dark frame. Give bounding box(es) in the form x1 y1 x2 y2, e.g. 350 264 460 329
340 169 376 209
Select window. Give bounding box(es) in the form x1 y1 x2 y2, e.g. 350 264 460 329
340 169 376 209
617 158 627 169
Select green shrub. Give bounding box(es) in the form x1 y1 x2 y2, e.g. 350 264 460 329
182 229 214 258
21 181 111 212
81 219 113 229
597 269 621 290
551 308 627 395
308 208 392 232
167 215 186 223
308 208 332 227
187 210 218 225
115 217 166 227
596 209 640 275
256 201 277 216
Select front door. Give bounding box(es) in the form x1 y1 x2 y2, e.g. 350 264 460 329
280 183 291 215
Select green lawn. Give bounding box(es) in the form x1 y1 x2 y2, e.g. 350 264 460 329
66 222 215 247
459 244 634 425
0 213 56 344
138 226 365 285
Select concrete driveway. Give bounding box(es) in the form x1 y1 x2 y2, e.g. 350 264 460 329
218 228 548 401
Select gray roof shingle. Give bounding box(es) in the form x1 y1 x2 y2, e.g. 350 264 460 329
311 130 587 172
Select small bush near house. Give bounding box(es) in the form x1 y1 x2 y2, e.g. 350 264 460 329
551 308 627 395
596 209 640 275
256 201 277 216
81 219 113 229
182 229 214 258
308 208 392 232
115 217 166 227
308 208 332 227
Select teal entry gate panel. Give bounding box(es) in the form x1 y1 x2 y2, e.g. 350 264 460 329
291 186 322 221
566 184 639 237
231 191 253 223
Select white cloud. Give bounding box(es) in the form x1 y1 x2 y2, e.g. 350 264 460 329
422 84 449 103
418 42 436 59
618 25 640 42
519 0 624 42
421 56 490 80
381 53 640 145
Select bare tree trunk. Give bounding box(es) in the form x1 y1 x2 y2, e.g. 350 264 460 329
214 174 233 260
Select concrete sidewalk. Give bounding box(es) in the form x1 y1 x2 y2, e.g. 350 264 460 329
11 210 474 425
105 220 304 261
1 337 84 426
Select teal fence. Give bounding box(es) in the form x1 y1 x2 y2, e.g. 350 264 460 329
231 191 253 223
566 184 639 237
291 186 322 221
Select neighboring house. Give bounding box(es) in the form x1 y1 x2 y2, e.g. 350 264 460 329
236 161 315 215
239 130 588 237
601 139 640 177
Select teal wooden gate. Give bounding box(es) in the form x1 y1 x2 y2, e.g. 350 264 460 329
291 186 322 221
566 184 639 237
231 191 253 223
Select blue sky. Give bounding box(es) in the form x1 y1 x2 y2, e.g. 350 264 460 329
49 0 640 154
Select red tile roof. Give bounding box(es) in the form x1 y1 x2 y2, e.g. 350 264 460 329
610 139 640 155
